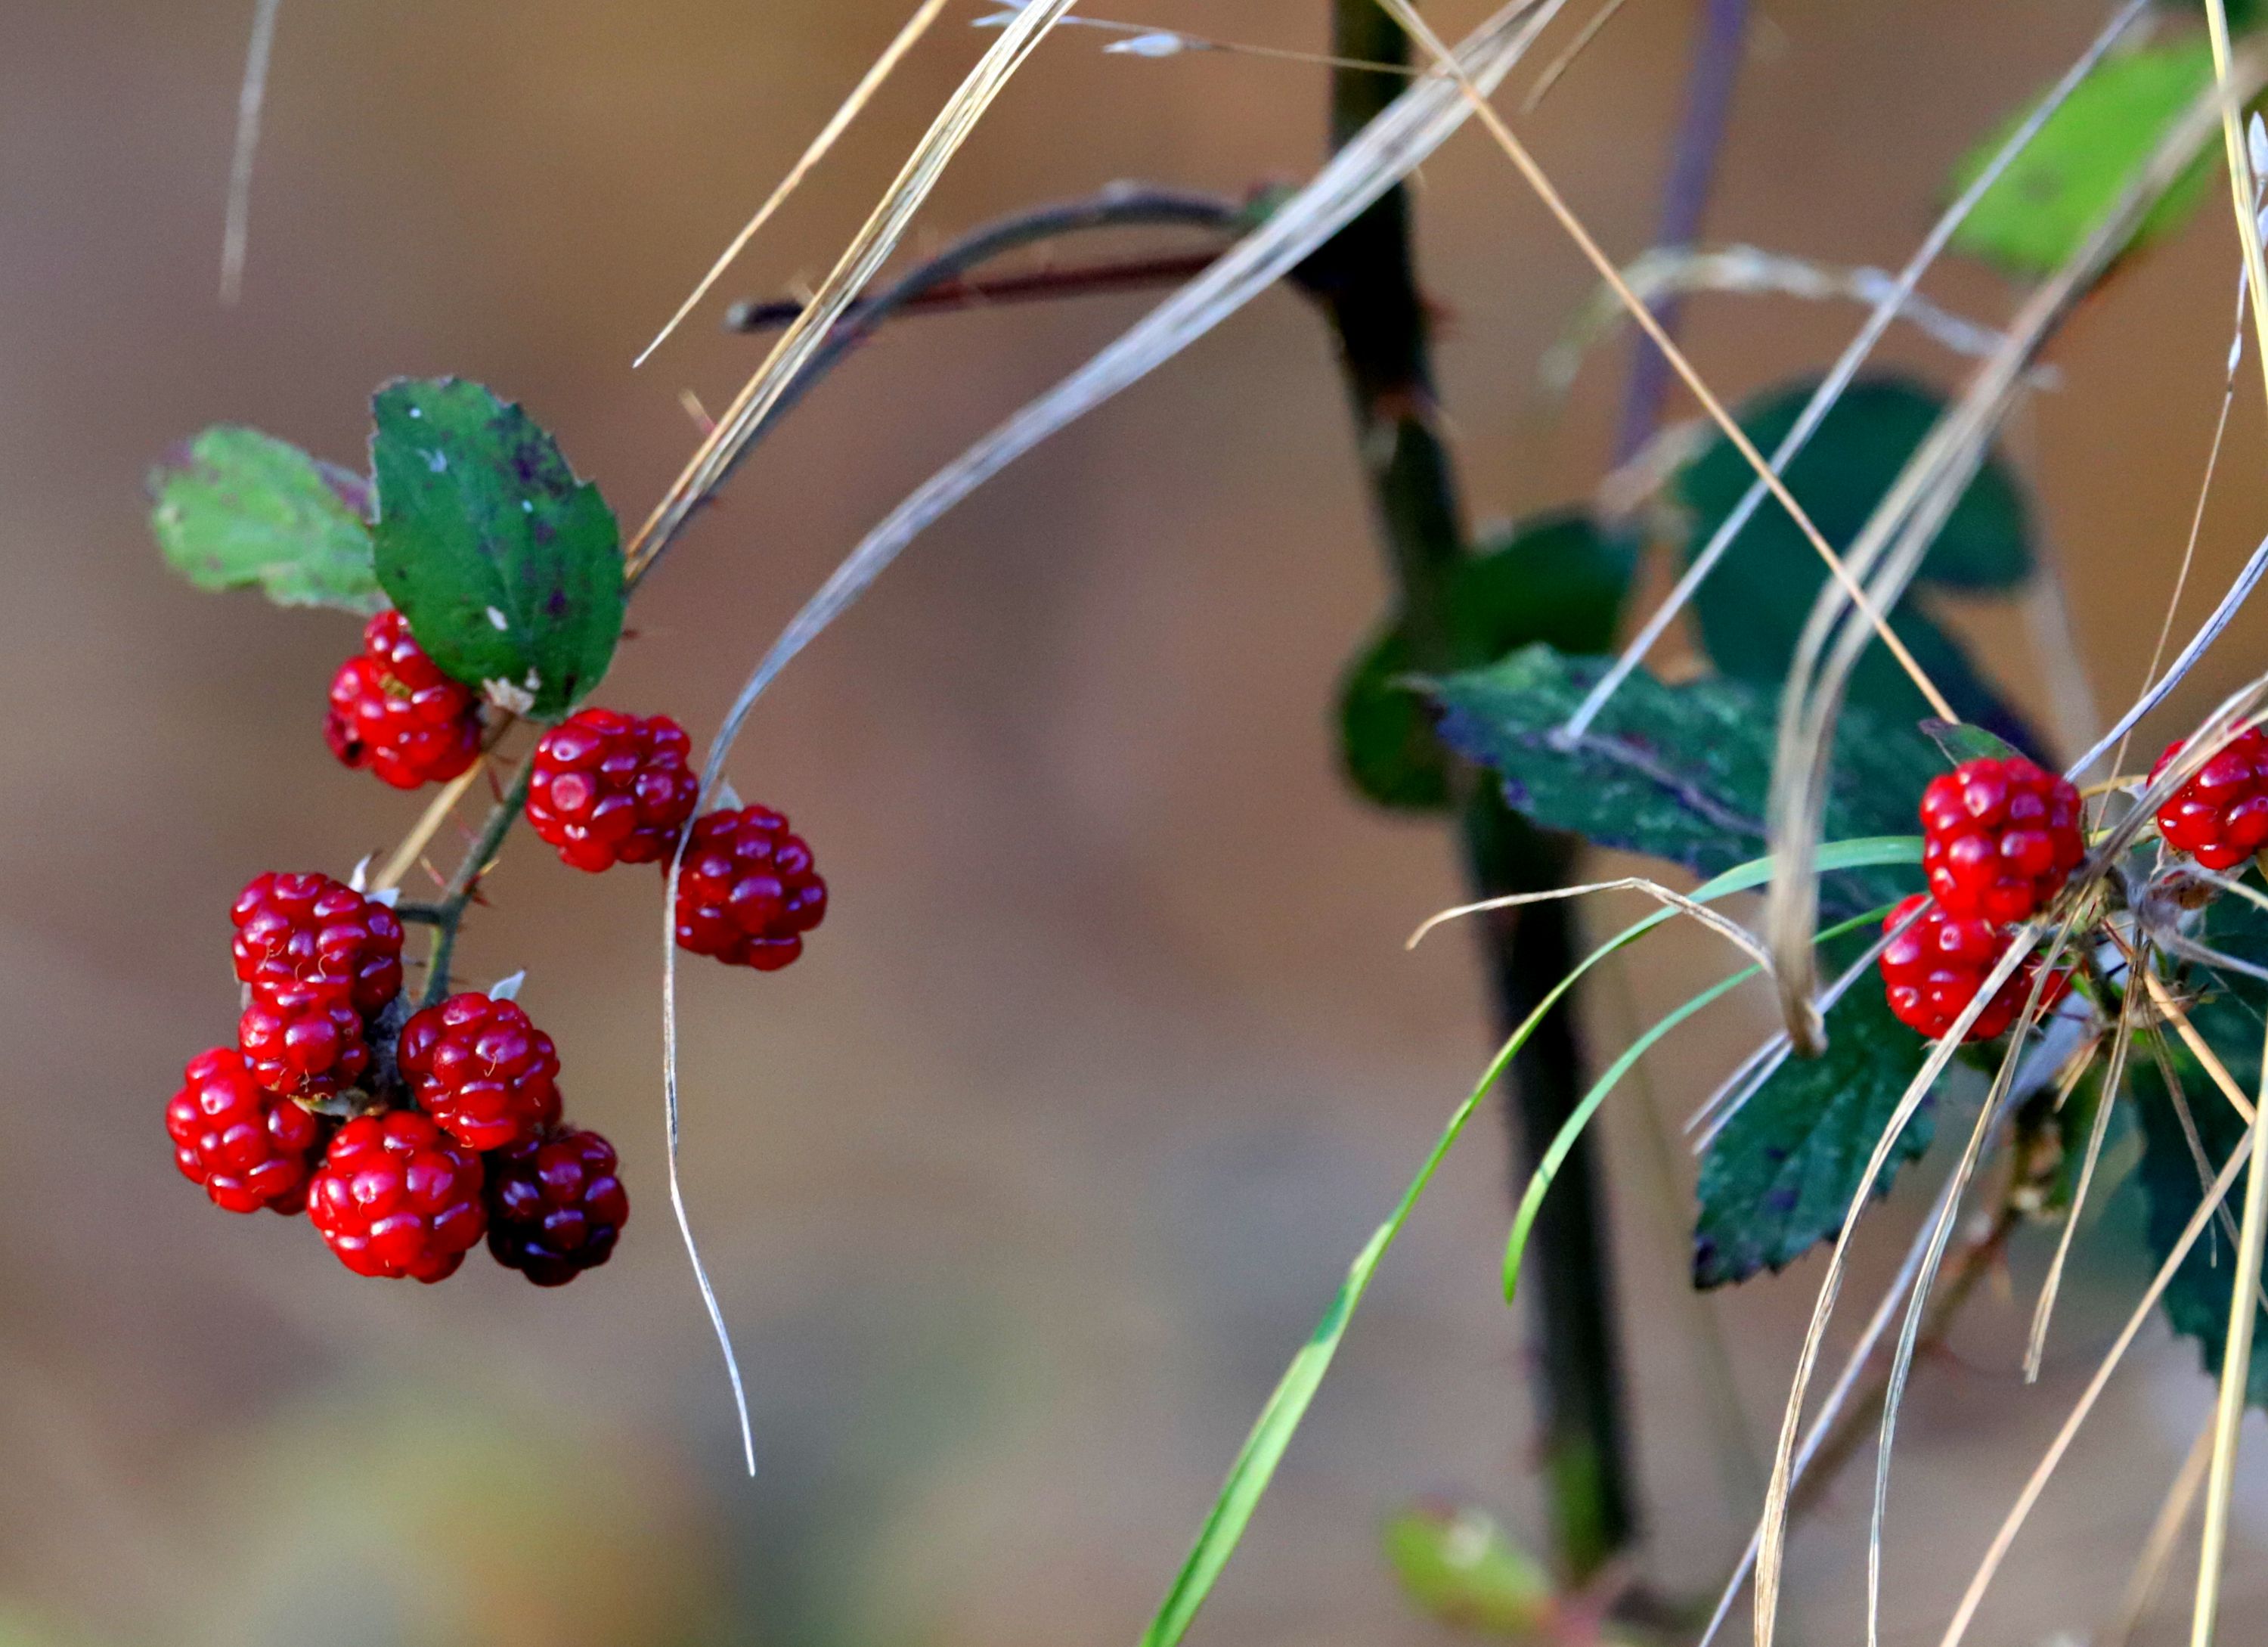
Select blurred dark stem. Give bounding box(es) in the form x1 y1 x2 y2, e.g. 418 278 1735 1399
1610 0 1749 464
416 756 536 1007
1309 0 1635 1578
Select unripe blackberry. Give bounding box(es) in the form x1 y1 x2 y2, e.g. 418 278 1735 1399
307 1112 485 1282
1879 895 2071 1042
485 1126 628 1286
166 1047 322 1214
2151 730 2268 870
230 871 404 1017
525 708 699 872
395 991 562 1151
1919 757 2084 924
672 805 827 971
324 609 484 789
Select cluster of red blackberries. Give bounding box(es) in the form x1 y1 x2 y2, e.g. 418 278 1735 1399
169 606 832 1280
171 873 625 1284
324 609 828 966
1882 756 2083 1041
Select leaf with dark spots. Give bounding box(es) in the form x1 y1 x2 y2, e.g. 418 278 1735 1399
369 378 624 716
1427 645 1934 919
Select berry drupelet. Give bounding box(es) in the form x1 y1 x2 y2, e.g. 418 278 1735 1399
525 708 700 872
1919 756 2084 925
166 1047 322 1214
324 609 484 789
2151 729 2268 870
672 805 827 971
230 871 404 1097
485 1126 629 1286
307 1112 486 1281
1879 895 2071 1042
395 991 562 1152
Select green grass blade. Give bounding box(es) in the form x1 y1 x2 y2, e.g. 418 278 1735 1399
1137 836 1917 1647
1501 899 1892 1303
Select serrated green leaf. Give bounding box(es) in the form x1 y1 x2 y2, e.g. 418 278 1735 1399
148 426 383 613
1950 39 2218 279
1693 978 1935 1288
1381 1505 1555 1637
370 378 623 716
1675 377 2038 749
1340 513 1632 811
2130 989 2268 1407
1426 644 1934 918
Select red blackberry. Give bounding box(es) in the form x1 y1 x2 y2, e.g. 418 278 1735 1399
238 985 370 1098
307 1112 485 1282
672 805 827 971
395 991 562 1151
1919 757 2084 924
525 708 699 873
485 1126 628 1286
1879 895 2071 1042
2152 730 2268 870
230 871 404 1018
324 609 484 789
166 1047 321 1214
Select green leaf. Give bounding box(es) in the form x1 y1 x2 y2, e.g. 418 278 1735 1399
1950 39 2218 279
1427 644 1935 918
1136 837 1922 1647
1692 976 1937 1288
1921 718 2024 768
1340 513 1632 811
1381 1505 1555 1637
2130 990 2268 1407
370 378 623 716
148 426 383 613
1674 377 2037 750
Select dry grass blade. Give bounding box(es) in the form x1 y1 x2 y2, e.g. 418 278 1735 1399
1559 0 2153 746
1938 1120 2256 1647
623 0 1086 585
2025 967 2134 1380
218 0 284 305
1407 874 1774 973
1760 54 2268 1051
656 0 1574 1475
2103 1416 2216 1647
1864 909 2091 1647
1522 0 1628 110
370 758 488 895
1694 1164 1966 1647
1749 923 2045 1647
2187 1003 2268 1644
2203 0 2268 418
633 0 950 368
1369 0 1957 735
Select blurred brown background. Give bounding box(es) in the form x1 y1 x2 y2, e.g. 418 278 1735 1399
7 2 2268 1643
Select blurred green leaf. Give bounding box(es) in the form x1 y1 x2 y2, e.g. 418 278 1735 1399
1675 377 2038 751
1426 644 1934 918
1950 39 2217 278
1382 1505 1555 1637
370 378 623 716
148 426 383 613
1693 975 1935 1288
1340 512 1631 811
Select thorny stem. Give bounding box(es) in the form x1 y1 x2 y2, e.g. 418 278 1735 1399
1315 0 1635 1578
414 755 538 1008
628 186 1244 591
